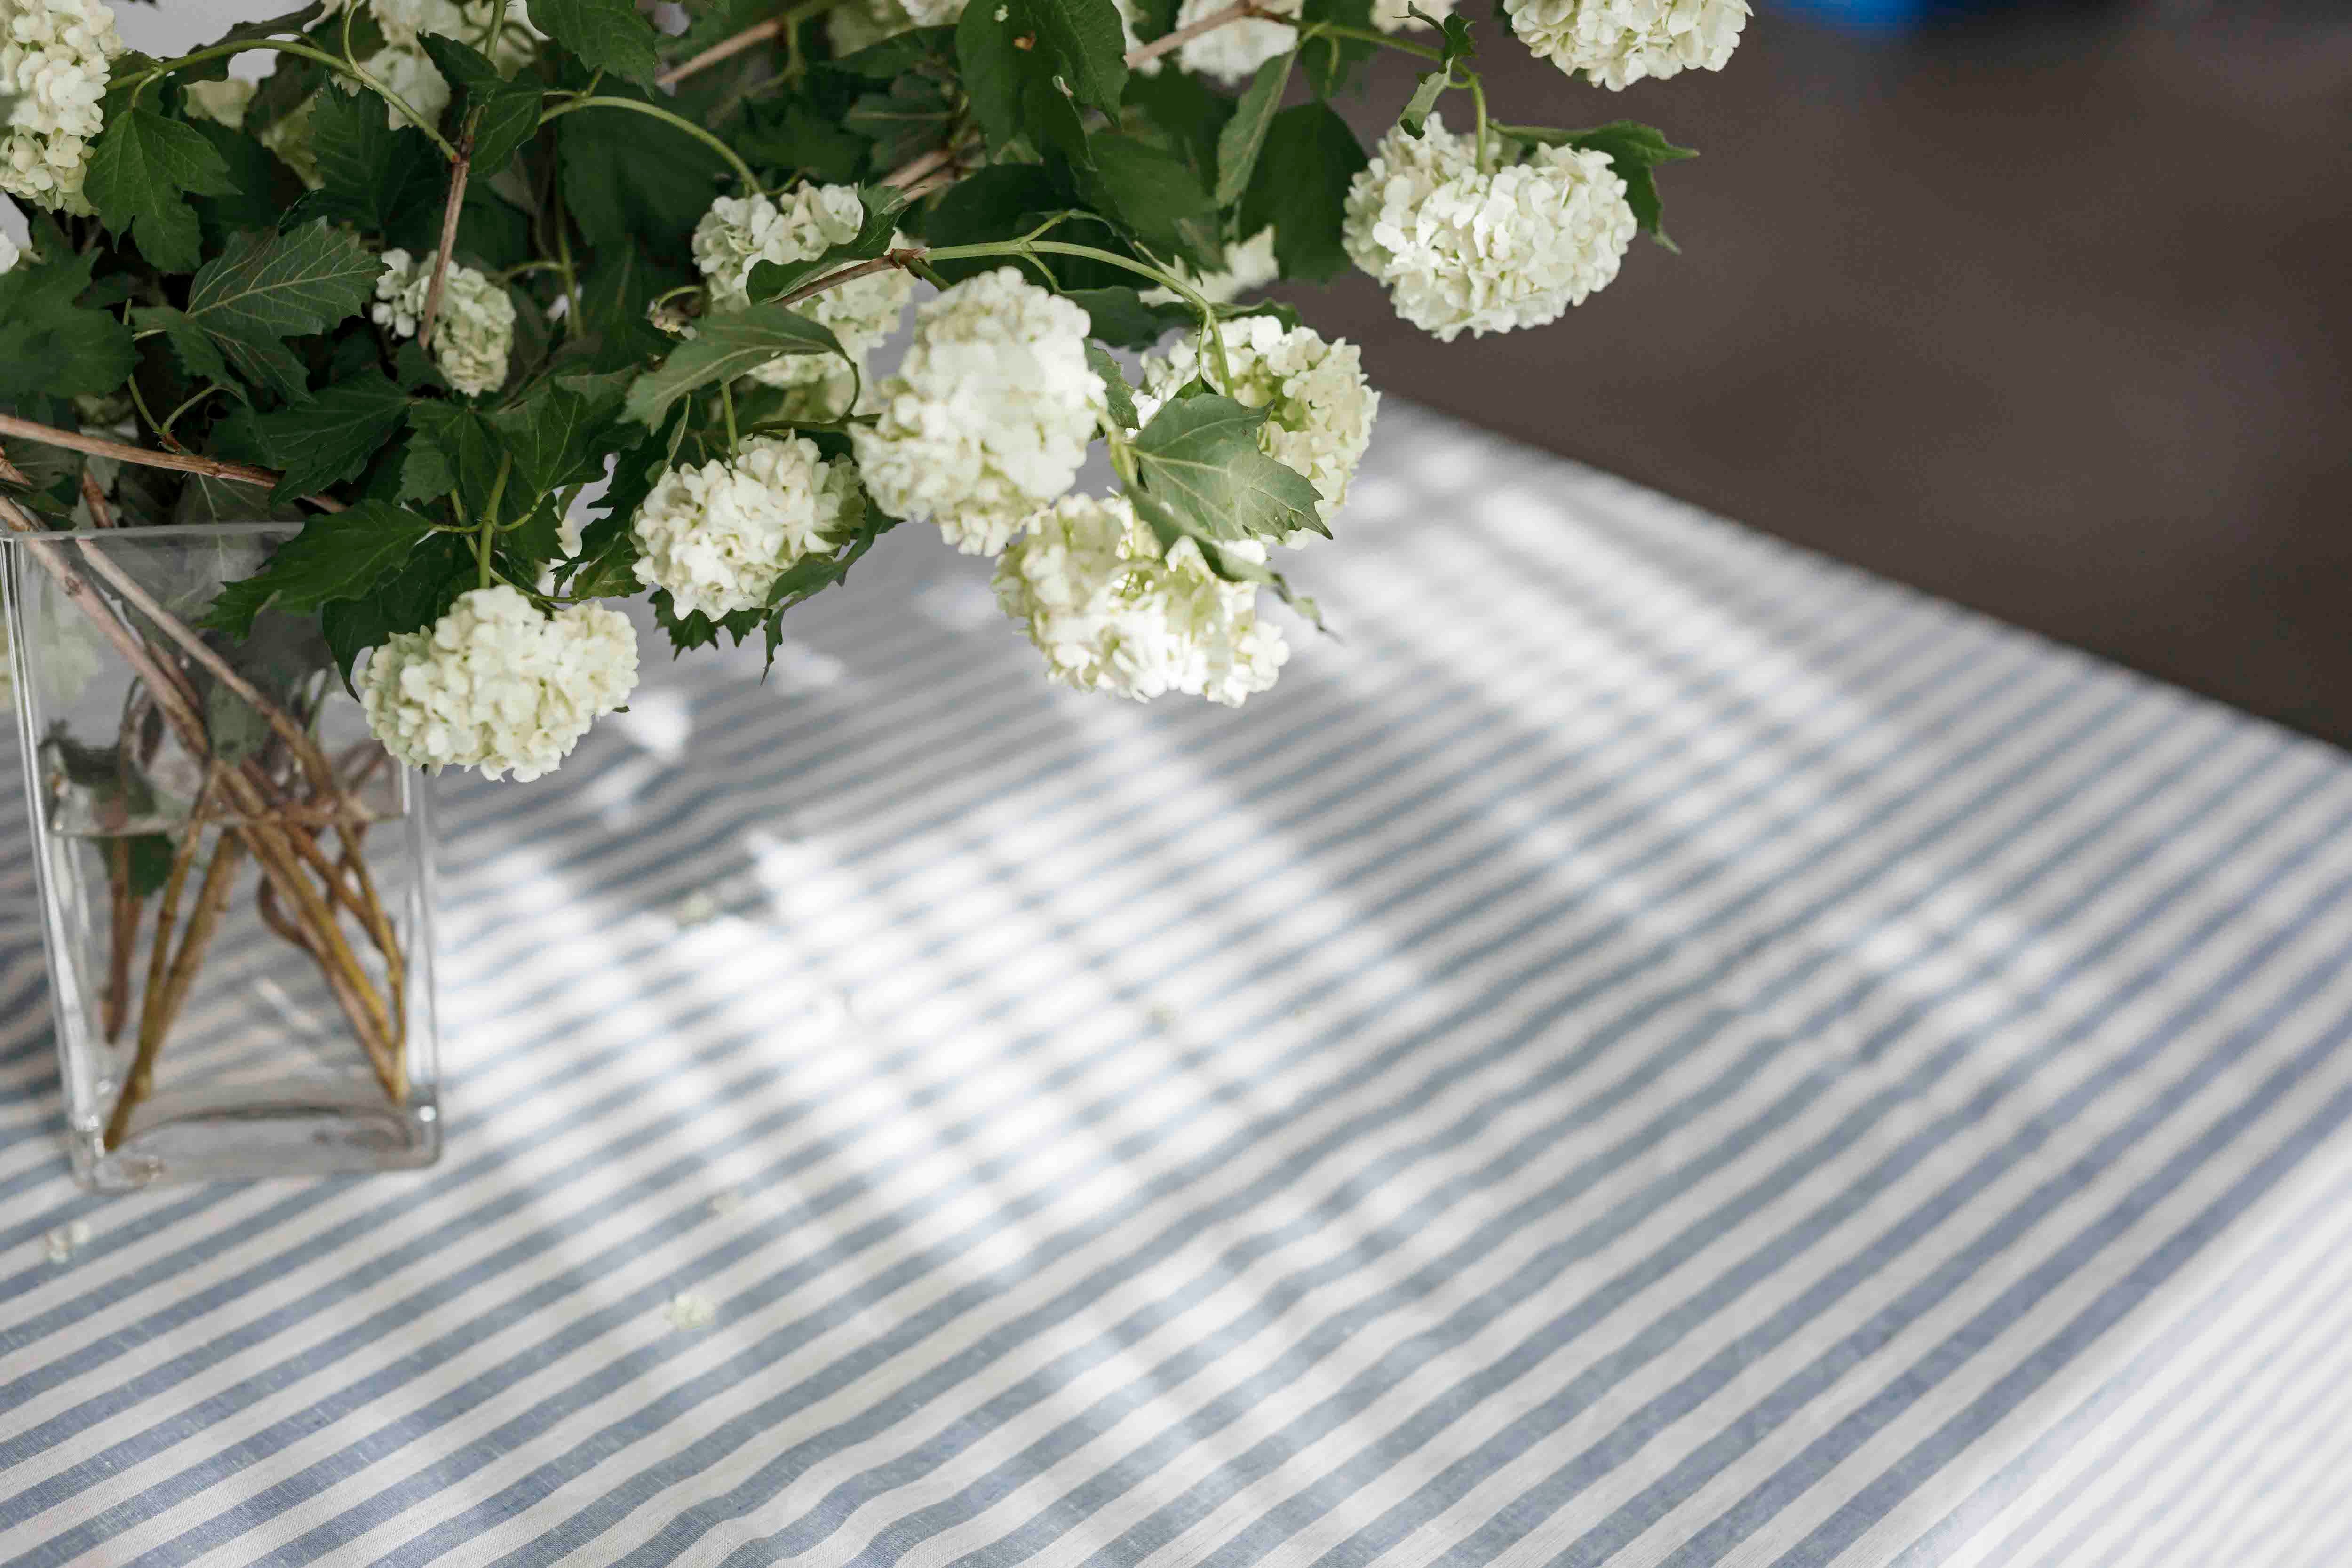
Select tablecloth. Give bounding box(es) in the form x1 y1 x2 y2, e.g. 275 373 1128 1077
7 405 2352 1568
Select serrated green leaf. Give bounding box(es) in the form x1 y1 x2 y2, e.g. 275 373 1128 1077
418 35 543 175
250 371 409 502
402 401 503 515
1088 340 1139 429
558 83 728 254
318 531 471 687
1215 51 1293 208
85 108 236 272
534 0 662 80
956 0 1121 157
182 221 380 399
1124 66 1231 184
623 304 848 426
202 501 441 638
1069 287 1190 351
487 371 629 493
1238 103 1365 282
187 120 297 245
735 96 870 186
290 85 442 244
846 74 956 168
1127 394 1322 549
1082 134 1223 270
0 249 136 399
177 6 324 79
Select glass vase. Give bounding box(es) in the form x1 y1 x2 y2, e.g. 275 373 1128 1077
4 523 441 1191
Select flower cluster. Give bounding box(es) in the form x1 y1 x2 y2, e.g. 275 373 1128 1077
994 496 1288 706
1343 116 1636 341
692 187 913 390
1139 318 1379 539
1171 0 1300 81
631 436 866 621
852 268 1105 556
372 250 518 397
1148 228 1280 309
0 0 123 213
1506 0 1747 88
183 76 255 129
328 0 538 129
358 586 638 782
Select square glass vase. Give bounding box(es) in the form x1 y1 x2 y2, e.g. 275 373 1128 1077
4 523 441 1191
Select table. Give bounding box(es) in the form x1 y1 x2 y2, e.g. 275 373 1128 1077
7 405 2352 1567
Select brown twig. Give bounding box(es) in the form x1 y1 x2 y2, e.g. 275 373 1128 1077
880 145 959 191
103 839 141 1043
0 414 347 513
107 778 229 1154
655 15 787 87
1125 0 1269 68
419 117 477 354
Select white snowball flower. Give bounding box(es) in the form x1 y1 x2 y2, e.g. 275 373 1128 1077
359 585 637 783
183 77 255 129
1171 0 1299 82
1507 0 1747 88
631 435 866 621
1343 115 1635 341
372 248 517 397
0 0 124 214
692 187 913 390
851 267 1105 557
994 495 1287 707
1137 317 1377 540
898 0 963 22
1372 0 1455 28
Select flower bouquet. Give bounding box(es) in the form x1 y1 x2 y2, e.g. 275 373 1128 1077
0 0 1742 1184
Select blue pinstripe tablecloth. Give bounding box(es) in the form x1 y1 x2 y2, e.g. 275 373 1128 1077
7 405 2352 1567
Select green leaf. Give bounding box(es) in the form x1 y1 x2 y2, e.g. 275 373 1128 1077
1501 120 1696 246
187 120 298 245
1297 0 1375 97
824 24 961 78
575 247 682 372
85 108 236 272
845 74 957 169
1088 340 1138 430
182 221 380 400
318 531 472 687
1068 287 1190 351
124 835 177 898
1397 70 1448 138
1082 134 1222 270
417 36 543 175
1126 394 1322 549
0 248 136 400
956 0 1122 157
401 401 503 515
201 501 441 638
558 83 729 255
1429 7 1475 64
533 0 662 81
735 96 870 186
177 6 324 79
291 84 442 244
1124 69 1231 188
250 371 410 502
487 371 629 493
1215 51 1293 209
622 303 848 426
1238 103 1365 282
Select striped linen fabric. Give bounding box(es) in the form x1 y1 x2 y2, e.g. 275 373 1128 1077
6 403 2352 1568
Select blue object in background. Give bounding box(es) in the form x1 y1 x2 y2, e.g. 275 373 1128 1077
1769 0 1973 33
